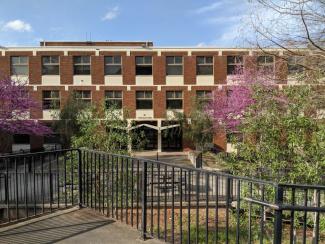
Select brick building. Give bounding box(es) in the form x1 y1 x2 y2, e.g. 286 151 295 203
0 41 298 153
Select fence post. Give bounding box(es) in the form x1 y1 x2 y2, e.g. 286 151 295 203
141 161 148 240
78 149 83 208
273 185 284 244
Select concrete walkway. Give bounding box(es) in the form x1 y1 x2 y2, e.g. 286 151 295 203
0 208 163 244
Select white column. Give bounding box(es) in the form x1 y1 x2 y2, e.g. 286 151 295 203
157 120 162 153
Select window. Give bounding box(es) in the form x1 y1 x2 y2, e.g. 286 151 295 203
105 56 122 75
257 56 274 72
227 56 243 75
42 56 60 75
105 91 122 109
73 56 90 75
166 91 183 109
74 90 91 105
43 91 60 109
196 56 213 75
166 56 183 75
196 90 212 105
11 56 29 76
13 134 30 144
288 56 304 75
136 91 152 109
136 56 152 75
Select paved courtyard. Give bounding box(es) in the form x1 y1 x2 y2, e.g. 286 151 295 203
0 208 163 244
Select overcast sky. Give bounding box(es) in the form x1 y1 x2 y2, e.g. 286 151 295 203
0 0 249 47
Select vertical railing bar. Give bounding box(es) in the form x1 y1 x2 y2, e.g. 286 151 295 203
215 175 219 244
171 166 175 243
49 153 53 212
106 154 110 217
98 153 101 212
41 154 44 214
111 155 115 218
205 173 209 244
126 158 129 224
15 157 19 220
164 165 167 242
150 162 154 237
33 156 36 217
260 185 265 244
289 188 295 244
131 159 134 226
71 151 74 206
179 168 183 244
64 153 67 208
56 152 60 209
248 182 253 244
141 161 148 240
136 159 140 229
115 156 119 220
102 154 105 214
121 157 124 221
302 188 308 244
157 163 161 239
235 180 240 244
24 157 28 219
187 170 191 244
313 189 320 244
6 158 10 222
94 153 97 210
225 177 230 244
196 171 200 244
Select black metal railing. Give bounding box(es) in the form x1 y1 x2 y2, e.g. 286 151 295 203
0 149 80 224
0 149 324 244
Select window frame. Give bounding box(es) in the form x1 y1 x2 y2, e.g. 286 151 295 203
196 56 214 75
135 56 153 76
42 56 60 75
10 56 29 76
166 91 183 110
42 90 60 110
74 90 92 105
287 56 305 75
196 90 212 104
105 90 123 109
73 56 91 75
227 56 243 75
166 56 183 76
136 91 153 109
257 55 274 72
104 56 122 75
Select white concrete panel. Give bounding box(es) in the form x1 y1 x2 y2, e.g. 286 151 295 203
42 110 60 120
73 75 92 85
136 109 154 119
42 75 60 85
226 143 237 153
11 75 29 84
104 75 123 85
196 75 214 85
166 76 184 86
12 144 30 152
135 76 153 86
166 109 183 119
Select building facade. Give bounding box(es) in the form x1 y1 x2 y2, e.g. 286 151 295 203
0 41 297 153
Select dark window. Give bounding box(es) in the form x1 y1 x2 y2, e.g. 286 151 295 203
42 56 60 75
44 134 61 144
105 90 123 109
257 56 274 72
166 56 183 75
74 90 91 105
105 56 122 75
227 56 243 75
136 91 153 109
136 56 152 75
11 56 29 76
42 90 60 109
196 90 212 105
288 56 304 75
73 56 90 75
166 91 183 109
196 56 213 75
13 134 30 144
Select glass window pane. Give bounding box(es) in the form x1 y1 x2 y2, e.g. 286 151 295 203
166 56 174 64
20 56 28 64
175 56 182 64
197 65 213 75
11 57 20 64
12 66 28 75
175 91 182 98
265 56 274 63
166 65 182 75
145 91 152 98
197 56 204 64
82 56 90 63
42 65 59 75
105 56 113 64
51 56 59 63
167 100 182 109
74 56 82 63
144 56 152 64
166 91 173 99
206 56 213 64
136 56 143 64
115 91 122 98
74 65 90 75
105 65 122 75
136 91 144 98
136 100 152 109
114 56 121 64
42 56 50 64
136 66 152 75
